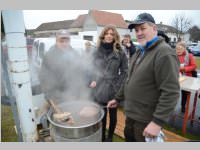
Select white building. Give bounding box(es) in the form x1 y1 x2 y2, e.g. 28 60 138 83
70 10 132 43
32 10 135 43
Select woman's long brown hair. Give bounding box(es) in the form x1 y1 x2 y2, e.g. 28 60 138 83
97 24 121 53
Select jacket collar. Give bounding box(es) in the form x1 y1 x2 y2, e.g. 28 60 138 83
136 36 164 54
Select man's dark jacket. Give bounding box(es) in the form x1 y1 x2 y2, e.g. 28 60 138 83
115 37 180 126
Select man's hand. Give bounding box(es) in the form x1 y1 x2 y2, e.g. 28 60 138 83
143 121 161 138
180 64 185 72
107 99 118 108
89 81 96 88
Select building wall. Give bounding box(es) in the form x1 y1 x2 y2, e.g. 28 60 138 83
32 29 60 37
83 15 97 31
79 26 132 43
34 28 82 37
166 32 188 42
79 31 98 43
166 32 178 42
68 28 82 33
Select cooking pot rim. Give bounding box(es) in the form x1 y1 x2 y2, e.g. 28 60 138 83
46 101 104 129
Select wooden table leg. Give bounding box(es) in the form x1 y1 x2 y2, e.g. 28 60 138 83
182 93 191 135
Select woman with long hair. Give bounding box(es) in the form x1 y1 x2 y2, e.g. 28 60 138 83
90 25 128 141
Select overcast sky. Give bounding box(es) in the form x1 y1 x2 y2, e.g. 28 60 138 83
23 10 200 29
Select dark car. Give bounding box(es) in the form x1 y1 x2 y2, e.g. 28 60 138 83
190 45 200 56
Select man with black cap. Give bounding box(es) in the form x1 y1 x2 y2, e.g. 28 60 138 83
107 13 180 142
39 29 82 104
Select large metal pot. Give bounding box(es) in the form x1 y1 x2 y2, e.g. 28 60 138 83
47 101 104 141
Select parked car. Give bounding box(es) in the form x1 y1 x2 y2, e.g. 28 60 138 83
190 44 200 56
187 42 198 52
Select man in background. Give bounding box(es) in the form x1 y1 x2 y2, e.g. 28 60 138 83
122 34 136 58
39 29 83 104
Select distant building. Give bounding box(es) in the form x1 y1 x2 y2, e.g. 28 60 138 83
157 23 179 43
31 10 134 43
33 20 74 37
156 22 191 47
77 10 129 42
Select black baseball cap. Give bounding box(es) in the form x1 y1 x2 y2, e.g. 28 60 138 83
128 13 155 30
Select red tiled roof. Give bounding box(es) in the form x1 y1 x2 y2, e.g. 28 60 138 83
90 10 128 29
70 14 87 28
70 10 128 29
36 10 128 31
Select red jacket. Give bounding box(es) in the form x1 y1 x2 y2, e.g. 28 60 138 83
178 51 197 76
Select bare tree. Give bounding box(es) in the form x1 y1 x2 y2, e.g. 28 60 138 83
172 14 192 41
189 25 200 42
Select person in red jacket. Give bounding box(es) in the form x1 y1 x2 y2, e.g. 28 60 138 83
176 41 197 113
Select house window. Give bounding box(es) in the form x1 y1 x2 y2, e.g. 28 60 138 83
174 38 176 42
83 36 93 41
71 32 78 35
